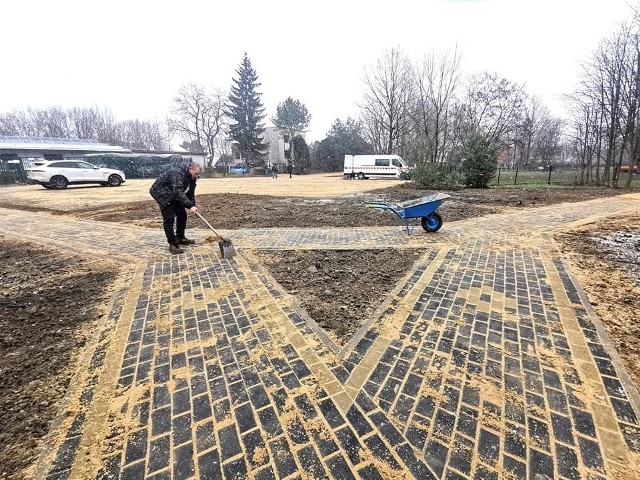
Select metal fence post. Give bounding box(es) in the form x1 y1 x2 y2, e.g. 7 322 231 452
548 165 553 185
514 166 518 185
497 167 501 185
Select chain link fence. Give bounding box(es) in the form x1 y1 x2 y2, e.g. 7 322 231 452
83 153 186 179
1 154 191 186
492 166 640 187
0 160 28 185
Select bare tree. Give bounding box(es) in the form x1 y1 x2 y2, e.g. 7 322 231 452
0 109 38 136
68 106 101 139
169 83 226 167
412 47 462 165
534 116 564 167
570 17 640 187
213 136 234 172
94 108 119 145
454 72 526 146
0 112 21 135
115 119 169 150
596 26 629 186
566 92 607 184
511 96 555 168
0 107 71 137
35 107 69 137
0 105 168 150
619 16 640 187
359 47 415 155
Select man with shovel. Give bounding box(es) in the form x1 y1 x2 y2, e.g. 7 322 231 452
150 162 202 254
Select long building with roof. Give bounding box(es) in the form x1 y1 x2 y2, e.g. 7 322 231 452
0 136 131 185
0 135 131 162
0 136 208 184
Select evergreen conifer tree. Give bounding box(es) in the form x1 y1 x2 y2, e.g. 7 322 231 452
460 133 499 188
227 53 269 164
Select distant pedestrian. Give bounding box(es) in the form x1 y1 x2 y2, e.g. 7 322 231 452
272 164 278 179
149 162 201 254
287 164 293 178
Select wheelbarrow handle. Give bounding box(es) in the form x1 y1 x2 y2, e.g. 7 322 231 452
195 212 228 241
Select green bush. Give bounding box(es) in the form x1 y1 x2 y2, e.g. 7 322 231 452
409 164 461 188
460 133 499 188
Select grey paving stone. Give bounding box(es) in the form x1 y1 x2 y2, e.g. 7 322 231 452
18 196 640 480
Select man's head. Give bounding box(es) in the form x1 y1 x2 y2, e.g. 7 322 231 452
187 163 202 179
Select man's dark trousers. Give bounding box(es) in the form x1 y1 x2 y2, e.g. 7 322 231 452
161 200 187 245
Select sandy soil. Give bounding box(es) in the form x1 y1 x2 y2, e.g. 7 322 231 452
0 179 638 479
555 216 640 388
0 174 403 211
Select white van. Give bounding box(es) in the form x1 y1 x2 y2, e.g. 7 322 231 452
344 155 410 179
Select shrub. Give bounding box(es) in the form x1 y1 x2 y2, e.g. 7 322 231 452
409 163 461 188
460 133 499 188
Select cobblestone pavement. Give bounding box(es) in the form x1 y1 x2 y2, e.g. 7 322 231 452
3 193 640 480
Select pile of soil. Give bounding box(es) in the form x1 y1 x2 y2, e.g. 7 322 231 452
1 184 638 479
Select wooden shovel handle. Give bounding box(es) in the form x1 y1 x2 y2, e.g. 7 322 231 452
195 212 228 241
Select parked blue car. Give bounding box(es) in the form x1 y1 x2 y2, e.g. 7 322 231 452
229 164 247 174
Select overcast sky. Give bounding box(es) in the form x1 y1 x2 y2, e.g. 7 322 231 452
1 0 636 143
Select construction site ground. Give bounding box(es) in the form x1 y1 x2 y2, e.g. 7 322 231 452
1 174 639 480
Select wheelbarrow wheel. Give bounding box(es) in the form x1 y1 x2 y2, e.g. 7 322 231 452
421 212 443 232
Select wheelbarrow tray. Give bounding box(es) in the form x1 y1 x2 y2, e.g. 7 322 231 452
367 193 450 234
395 193 450 218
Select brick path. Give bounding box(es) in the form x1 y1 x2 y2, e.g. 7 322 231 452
3 193 640 480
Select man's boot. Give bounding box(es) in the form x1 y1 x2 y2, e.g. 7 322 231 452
169 243 184 254
177 237 196 245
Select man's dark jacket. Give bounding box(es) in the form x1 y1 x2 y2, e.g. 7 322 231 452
149 165 196 209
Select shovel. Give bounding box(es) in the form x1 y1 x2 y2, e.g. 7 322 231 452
195 212 236 259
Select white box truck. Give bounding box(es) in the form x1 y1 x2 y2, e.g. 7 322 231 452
344 155 410 179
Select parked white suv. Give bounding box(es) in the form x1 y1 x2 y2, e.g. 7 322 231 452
26 160 126 189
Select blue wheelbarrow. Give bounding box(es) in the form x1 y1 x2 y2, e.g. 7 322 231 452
366 193 450 235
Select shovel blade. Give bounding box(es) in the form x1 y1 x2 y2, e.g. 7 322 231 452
219 240 236 259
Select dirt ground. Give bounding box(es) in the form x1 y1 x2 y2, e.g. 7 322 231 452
251 249 426 345
6 183 621 230
0 182 639 479
0 240 118 478
555 216 640 389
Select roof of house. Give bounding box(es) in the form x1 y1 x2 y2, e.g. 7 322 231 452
0 135 130 153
